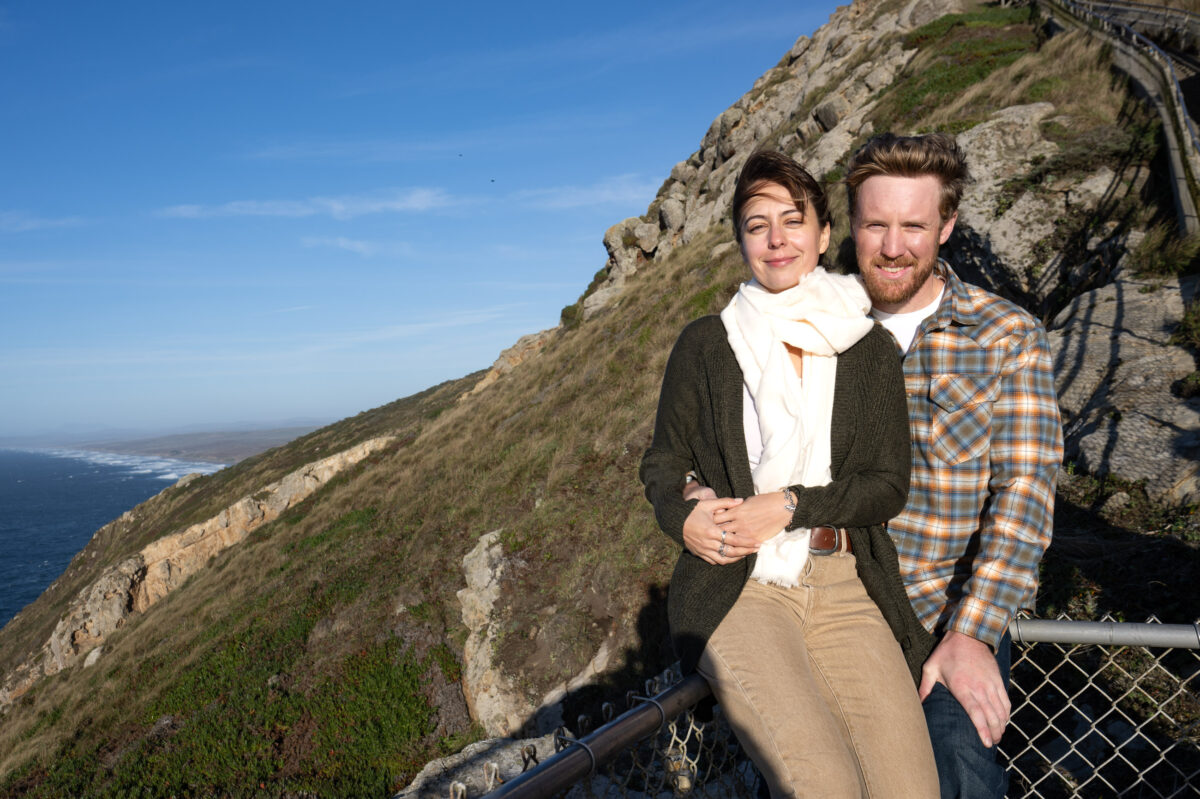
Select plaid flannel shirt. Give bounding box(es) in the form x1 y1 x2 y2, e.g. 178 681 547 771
887 260 1063 650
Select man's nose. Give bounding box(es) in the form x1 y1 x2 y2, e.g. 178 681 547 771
880 227 905 259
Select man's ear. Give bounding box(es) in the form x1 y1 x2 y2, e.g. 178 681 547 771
938 212 958 245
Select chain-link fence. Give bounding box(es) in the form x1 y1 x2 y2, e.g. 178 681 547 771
481 616 1199 799
1005 616 1200 797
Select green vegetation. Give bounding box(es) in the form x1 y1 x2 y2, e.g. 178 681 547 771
1129 223 1200 278
873 6 1035 131
2 507 464 796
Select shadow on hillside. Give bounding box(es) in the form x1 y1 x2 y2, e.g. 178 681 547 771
1040 486 1200 623
557 584 676 735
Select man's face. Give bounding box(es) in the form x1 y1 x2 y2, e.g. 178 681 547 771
852 174 956 314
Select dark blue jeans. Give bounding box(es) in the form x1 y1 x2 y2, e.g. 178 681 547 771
922 631 1012 799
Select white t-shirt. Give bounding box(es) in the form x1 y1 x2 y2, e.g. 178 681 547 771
870 285 945 353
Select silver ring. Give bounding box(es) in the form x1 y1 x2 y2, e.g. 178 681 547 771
718 543 727 557
721 529 727 544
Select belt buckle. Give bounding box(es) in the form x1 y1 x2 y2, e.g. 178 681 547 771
809 525 840 556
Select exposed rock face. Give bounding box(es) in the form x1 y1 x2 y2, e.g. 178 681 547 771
464 329 556 398
1049 272 1200 504
579 1 963 320
951 103 1061 300
456 531 623 738
458 530 531 737
0 436 395 711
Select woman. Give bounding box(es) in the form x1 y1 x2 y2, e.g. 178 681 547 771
640 150 938 798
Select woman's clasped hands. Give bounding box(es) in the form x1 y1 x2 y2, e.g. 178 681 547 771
681 484 794 565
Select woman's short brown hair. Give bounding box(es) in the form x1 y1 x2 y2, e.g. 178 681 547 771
845 133 970 222
732 150 832 243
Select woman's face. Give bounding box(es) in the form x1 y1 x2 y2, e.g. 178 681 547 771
738 181 830 293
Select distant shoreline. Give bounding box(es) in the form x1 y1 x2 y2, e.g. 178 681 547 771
2 426 322 467
78 427 321 465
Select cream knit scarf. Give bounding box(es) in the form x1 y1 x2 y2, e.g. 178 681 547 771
720 267 873 586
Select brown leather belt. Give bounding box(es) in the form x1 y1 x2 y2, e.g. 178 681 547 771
809 525 852 556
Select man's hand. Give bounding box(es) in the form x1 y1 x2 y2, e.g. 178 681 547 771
919 630 1010 748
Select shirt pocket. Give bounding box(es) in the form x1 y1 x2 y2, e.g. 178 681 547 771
927 374 999 465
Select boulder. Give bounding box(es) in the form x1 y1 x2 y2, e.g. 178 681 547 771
659 198 686 232
602 218 641 278
633 221 660 254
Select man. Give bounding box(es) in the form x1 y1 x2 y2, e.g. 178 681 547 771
845 132 1063 798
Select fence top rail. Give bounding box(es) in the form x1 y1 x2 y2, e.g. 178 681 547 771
484 674 712 799
1009 617 1200 647
1080 0 1200 23
1077 0 1200 26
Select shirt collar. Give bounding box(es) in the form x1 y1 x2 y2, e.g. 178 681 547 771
928 259 982 330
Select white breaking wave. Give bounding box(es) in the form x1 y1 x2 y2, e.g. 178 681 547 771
40 449 226 480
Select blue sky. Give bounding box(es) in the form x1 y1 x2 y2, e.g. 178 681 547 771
1 1 840 438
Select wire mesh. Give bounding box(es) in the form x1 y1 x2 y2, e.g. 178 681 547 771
475 615 1198 799
1005 615 1200 798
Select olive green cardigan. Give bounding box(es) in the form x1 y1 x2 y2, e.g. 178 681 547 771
640 315 934 683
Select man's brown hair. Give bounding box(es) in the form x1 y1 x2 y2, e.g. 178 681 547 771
732 150 832 244
845 133 970 222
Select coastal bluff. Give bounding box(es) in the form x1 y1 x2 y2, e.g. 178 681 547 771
0 437 393 711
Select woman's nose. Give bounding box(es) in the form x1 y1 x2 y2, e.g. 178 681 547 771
768 222 786 247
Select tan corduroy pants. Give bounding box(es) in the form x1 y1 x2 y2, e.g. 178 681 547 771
696 554 938 799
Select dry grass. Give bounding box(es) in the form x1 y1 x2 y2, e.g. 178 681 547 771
923 30 1126 131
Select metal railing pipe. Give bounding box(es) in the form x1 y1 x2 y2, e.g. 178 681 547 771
1009 617 1200 647
485 674 712 799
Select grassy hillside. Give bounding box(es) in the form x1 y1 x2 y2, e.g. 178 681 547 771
1 4 1197 796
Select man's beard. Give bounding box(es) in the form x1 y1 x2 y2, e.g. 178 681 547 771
860 254 935 309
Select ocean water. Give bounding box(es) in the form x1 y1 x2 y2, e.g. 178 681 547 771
0 449 225 629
